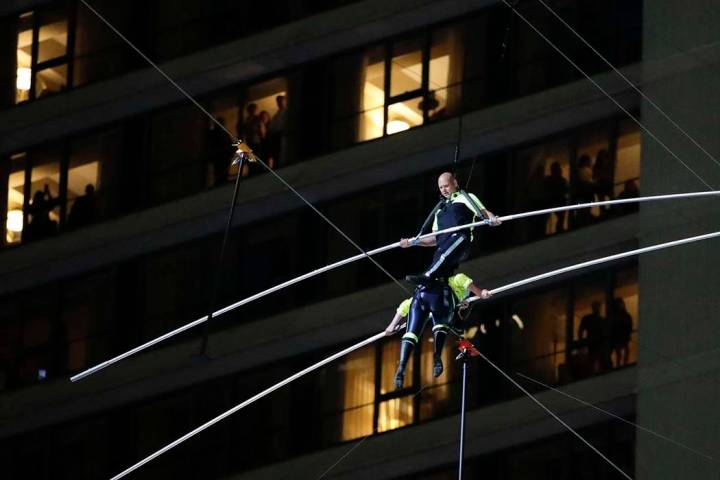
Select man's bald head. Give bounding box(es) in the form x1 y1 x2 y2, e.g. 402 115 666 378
437 172 459 198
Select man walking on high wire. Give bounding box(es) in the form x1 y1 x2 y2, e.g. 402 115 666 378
400 172 500 284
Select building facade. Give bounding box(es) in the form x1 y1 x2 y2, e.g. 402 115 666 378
0 0 717 479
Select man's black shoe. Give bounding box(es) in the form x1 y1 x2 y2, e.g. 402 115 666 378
433 355 444 378
394 368 405 390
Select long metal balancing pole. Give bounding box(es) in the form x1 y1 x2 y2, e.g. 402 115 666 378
107 230 720 479
71 190 720 382
108 330 388 480
468 230 720 302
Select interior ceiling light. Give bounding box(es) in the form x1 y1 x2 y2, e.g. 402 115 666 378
386 119 410 134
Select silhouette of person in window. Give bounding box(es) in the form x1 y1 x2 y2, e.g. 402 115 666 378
572 155 595 228
258 110 272 160
544 161 569 233
593 149 614 216
24 184 58 242
616 179 639 214
610 297 633 367
420 91 444 120
206 117 233 187
67 184 98 230
267 95 286 168
239 103 266 178
525 163 548 240
578 301 612 374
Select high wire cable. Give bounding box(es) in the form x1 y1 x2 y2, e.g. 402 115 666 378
70 190 720 382
478 351 633 479
467 230 720 302
515 371 719 463
535 0 720 173
108 329 391 480
105 230 720 479
78 0 231 138
500 0 714 190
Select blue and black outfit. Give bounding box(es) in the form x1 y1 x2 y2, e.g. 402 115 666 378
394 278 459 389
418 191 487 280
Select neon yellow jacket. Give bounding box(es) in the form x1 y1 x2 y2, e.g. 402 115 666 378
396 273 474 317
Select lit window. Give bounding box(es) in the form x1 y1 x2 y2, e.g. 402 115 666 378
387 100 422 133
516 140 572 237
336 334 458 440
419 336 455 420
380 339 412 395
390 38 423 97
340 348 375 440
356 27 459 142
611 267 638 367
37 14 68 63
511 288 568 384
35 64 68 98
234 77 288 176
14 7 70 104
360 46 385 142
577 128 611 217
66 154 100 230
377 396 414 433
614 121 641 197
427 27 456 120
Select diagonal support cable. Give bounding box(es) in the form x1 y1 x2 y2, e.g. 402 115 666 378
535 0 720 173
477 351 633 480
501 0 714 190
515 371 719 463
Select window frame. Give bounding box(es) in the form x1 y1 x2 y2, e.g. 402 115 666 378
15 3 75 104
